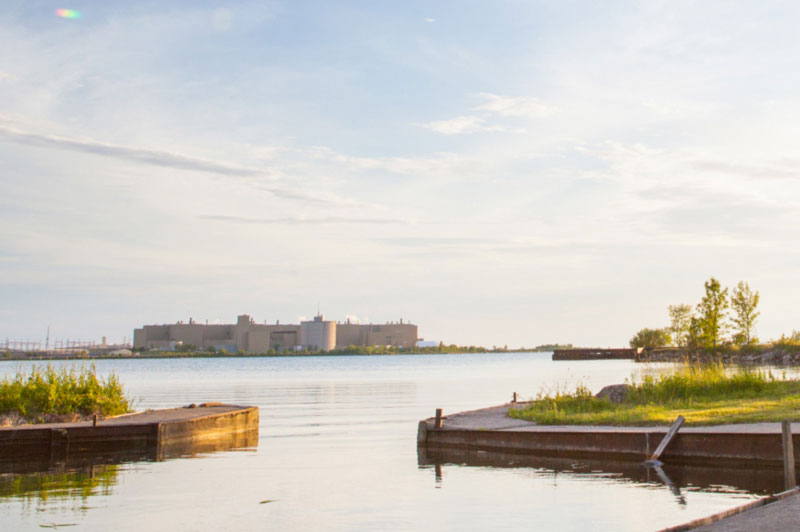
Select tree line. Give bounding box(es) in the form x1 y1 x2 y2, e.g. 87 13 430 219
630 277 760 349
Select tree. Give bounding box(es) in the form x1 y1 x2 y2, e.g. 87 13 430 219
686 316 703 352
730 281 759 345
668 304 693 347
629 328 672 348
696 277 729 349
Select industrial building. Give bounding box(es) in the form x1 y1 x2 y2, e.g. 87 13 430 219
133 314 418 353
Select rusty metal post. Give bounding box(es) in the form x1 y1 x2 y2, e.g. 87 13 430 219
434 408 443 429
512 392 517 403
782 420 796 490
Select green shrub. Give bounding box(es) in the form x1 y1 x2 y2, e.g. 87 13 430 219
0 364 132 422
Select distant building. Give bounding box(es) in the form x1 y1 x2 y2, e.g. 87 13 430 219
133 314 418 353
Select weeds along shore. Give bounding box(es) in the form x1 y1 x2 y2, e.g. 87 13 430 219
0 364 132 426
510 363 800 426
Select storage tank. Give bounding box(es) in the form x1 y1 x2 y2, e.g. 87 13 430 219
300 315 336 351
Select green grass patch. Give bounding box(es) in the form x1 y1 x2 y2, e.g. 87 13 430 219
509 364 800 426
0 364 132 423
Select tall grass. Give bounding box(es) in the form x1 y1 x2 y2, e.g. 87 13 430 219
629 364 775 403
0 364 132 422
510 363 800 426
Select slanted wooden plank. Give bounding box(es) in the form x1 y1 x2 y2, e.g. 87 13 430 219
648 415 685 462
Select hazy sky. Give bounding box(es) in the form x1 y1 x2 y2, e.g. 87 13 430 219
2 1 800 347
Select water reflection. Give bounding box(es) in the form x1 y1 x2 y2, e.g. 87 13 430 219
0 464 118 507
0 428 258 512
418 446 779 504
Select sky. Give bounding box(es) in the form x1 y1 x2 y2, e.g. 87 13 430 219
2 1 800 348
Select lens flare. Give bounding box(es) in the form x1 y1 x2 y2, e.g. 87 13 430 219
55 9 81 19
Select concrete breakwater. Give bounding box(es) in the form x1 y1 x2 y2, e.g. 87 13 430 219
552 346 800 365
552 348 639 360
417 403 800 466
638 347 800 365
0 404 258 467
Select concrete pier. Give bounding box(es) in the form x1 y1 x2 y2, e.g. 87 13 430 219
0 404 258 466
418 403 800 466
552 348 638 360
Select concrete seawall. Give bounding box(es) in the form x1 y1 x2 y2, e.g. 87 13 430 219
0 404 259 466
418 404 800 466
552 348 638 361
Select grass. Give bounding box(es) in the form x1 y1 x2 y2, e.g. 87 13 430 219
509 363 800 426
0 364 132 423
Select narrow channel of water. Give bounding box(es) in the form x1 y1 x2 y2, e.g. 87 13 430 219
0 353 791 531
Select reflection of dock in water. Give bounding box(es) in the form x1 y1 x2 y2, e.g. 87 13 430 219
418 446 783 497
0 404 259 474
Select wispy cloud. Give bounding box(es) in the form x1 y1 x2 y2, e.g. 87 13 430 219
200 214 407 225
0 124 268 178
691 160 800 180
420 115 504 135
0 123 360 206
424 17 435 23
420 93 555 136
474 93 556 118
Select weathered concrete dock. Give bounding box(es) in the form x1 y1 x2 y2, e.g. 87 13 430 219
0 404 258 467
418 403 800 466
552 348 639 361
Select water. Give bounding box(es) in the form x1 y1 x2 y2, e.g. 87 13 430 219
0 353 777 531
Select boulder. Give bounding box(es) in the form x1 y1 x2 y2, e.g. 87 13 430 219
595 384 631 403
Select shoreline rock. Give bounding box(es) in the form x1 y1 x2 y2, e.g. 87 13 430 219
638 347 800 366
595 384 631 403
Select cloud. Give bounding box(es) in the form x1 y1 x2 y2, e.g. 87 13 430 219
420 115 504 135
424 18 435 23
691 160 800 180
0 124 360 206
381 236 494 246
419 93 555 136
474 93 557 118
200 214 407 225
0 124 268 178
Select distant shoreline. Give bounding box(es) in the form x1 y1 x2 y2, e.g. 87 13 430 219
0 349 559 362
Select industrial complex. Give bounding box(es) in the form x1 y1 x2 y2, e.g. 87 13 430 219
133 314 418 353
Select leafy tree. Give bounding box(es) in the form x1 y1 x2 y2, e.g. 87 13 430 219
696 277 729 349
686 316 703 351
629 328 672 348
668 304 693 347
730 281 759 345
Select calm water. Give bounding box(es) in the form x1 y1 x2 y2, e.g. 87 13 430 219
0 353 776 531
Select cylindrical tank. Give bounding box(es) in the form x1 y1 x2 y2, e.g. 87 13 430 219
300 315 337 351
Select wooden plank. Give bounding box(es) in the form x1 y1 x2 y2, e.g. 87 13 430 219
434 408 443 429
782 420 796 490
648 415 685 462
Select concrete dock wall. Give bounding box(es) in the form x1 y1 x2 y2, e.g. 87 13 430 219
423 426 799 465
0 405 258 464
418 404 800 466
552 348 638 361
